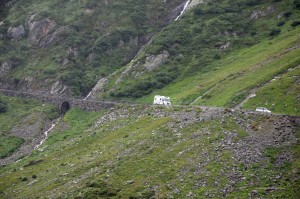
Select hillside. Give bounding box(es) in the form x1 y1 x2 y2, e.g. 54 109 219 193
0 0 299 115
0 0 187 96
90 0 300 115
0 102 299 198
0 0 300 198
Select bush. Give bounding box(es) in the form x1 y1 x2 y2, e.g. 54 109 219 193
193 7 204 16
291 21 300 27
0 99 7 113
269 28 281 36
277 21 285 27
20 177 28 181
295 0 300 8
283 11 292 18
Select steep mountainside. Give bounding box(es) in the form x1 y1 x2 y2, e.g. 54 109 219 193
92 0 300 115
0 1 300 198
0 0 299 115
0 0 186 96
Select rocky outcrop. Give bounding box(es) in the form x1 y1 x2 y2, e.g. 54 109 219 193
250 6 276 20
144 50 169 71
50 81 68 95
27 15 67 48
92 78 108 93
187 0 203 10
115 50 169 84
0 60 19 75
7 25 25 40
220 42 231 50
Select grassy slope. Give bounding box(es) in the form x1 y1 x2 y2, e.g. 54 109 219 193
0 107 299 198
135 26 300 115
0 94 58 158
243 65 300 115
101 0 300 116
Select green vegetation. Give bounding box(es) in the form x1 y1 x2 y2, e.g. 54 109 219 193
0 94 58 158
0 106 299 198
0 0 299 198
0 97 7 113
243 66 300 115
100 0 300 116
0 0 185 95
0 136 24 158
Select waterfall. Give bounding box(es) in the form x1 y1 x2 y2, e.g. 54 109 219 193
84 91 92 100
175 0 191 21
84 0 192 95
35 118 60 149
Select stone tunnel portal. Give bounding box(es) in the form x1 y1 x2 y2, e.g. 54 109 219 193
61 101 70 114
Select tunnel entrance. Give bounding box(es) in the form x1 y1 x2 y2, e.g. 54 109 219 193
60 101 70 115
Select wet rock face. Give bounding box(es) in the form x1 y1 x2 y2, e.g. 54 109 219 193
27 16 67 48
7 25 25 40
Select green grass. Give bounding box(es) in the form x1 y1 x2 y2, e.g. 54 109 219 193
0 136 24 158
0 94 58 158
99 0 300 116
243 65 300 115
0 106 299 198
135 26 300 115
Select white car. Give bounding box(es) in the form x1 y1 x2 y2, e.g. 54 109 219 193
255 107 271 113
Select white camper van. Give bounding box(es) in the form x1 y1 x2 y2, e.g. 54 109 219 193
153 95 171 106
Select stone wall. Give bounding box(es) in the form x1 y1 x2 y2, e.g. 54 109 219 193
0 89 115 112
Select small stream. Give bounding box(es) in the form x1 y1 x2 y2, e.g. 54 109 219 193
84 91 92 100
83 0 192 99
175 0 191 21
34 118 61 150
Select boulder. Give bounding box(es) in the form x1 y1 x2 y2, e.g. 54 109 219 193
7 25 25 40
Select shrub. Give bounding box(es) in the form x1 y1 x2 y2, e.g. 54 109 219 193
283 11 292 18
269 28 281 36
20 177 28 181
0 98 7 113
295 0 300 8
291 21 300 27
277 21 285 27
193 7 204 16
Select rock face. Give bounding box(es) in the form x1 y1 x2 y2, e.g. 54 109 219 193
50 81 68 95
27 15 67 48
0 61 13 74
187 0 204 9
0 60 18 75
144 50 170 71
92 78 108 93
250 6 276 20
7 25 25 40
220 42 231 50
